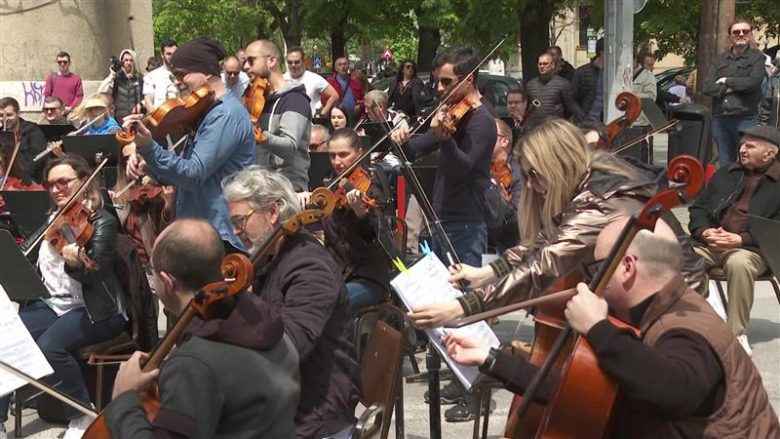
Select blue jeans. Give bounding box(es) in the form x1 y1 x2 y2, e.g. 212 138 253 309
712 115 757 168
0 301 126 422
345 281 385 312
433 221 487 267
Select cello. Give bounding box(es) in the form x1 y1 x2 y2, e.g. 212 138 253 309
504 155 704 438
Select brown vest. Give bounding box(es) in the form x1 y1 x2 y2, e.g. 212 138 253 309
618 275 780 438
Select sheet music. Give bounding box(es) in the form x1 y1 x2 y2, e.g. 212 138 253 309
0 284 53 397
390 253 500 390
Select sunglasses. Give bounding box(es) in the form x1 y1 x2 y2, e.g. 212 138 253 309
225 71 240 77
245 54 271 66
57 60 69 65
43 176 78 191
404 64 414 69
287 60 302 65
731 28 751 36
438 76 460 87
43 107 62 112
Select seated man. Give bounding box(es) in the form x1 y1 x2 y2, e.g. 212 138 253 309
688 125 780 355
104 219 300 438
38 96 72 126
0 96 48 182
444 217 780 437
222 167 360 439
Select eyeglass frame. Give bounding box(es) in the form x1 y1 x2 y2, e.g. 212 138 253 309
43 176 79 191
230 207 257 231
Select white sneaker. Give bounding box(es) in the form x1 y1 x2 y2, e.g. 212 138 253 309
63 414 91 439
737 334 752 357
1 422 8 439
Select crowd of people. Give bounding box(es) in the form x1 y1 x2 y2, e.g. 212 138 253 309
0 15 779 439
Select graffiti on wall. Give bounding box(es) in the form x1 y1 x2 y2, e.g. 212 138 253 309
0 81 47 112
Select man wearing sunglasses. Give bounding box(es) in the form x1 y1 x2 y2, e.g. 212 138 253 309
284 47 339 117
221 56 250 98
38 96 71 126
703 18 766 168
43 51 83 115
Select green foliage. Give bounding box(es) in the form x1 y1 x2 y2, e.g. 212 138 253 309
152 0 272 55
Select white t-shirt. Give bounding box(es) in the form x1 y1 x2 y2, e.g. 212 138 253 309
221 71 251 99
38 240 84 316
143 65 177 111
283 70 328 113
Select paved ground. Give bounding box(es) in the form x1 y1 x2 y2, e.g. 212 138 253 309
5 136 780 438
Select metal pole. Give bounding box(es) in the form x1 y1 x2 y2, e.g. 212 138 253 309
604 0 635 123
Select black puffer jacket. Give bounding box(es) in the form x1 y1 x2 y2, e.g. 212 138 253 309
702 47 766 117
62 208 126 323
525 75 574 128
568 62 600 122
758 71 779 128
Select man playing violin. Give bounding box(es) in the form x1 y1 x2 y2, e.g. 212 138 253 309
0 154 127 439
0 96 48 183
221 167 360 439
444 217 780 438
125 37 256 254
104 219 300 439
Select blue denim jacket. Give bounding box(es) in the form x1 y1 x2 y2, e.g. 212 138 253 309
138 92 256 249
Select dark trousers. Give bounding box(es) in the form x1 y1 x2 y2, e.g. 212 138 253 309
0 301 126 421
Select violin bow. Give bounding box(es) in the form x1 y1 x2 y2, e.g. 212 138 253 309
0 138 22 191
515 155 704 419
611 118 680 156
21 157 109 256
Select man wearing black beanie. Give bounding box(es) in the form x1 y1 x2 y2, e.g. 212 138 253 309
124 37 256 254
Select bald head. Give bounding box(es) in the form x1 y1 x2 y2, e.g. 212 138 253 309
152 219 225 291
596 216 682 278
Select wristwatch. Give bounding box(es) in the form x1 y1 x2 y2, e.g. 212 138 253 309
479 347 499 374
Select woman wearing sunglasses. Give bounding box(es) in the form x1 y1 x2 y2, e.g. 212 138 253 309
408 118 704 329
0 154 126 439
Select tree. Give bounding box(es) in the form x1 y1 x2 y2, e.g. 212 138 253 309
258 0 304 49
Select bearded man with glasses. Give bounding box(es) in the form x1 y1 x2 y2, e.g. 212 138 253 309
703 18 767 168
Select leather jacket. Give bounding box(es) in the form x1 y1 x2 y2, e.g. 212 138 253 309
458 155 706 315
62 208 125 323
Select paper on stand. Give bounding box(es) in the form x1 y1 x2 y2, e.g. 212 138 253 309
390 253 500 391
0 285 53 397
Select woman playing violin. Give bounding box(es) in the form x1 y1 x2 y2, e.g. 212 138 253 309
408 118 705 329
0 154 126 439
321 128 392 311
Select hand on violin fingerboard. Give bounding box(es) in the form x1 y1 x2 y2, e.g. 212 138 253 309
430 107 452 141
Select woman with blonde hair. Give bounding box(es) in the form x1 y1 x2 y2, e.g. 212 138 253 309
408 118 676 327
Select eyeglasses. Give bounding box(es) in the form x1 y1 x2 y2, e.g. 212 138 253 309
225 71 240 77
246 54 272 66
57 60 69 65
538 62 553 66
287 59 302 65
230 207 257 231
43 177 78 191
731 28 751 36
582 258 605 281
43 107 62 112
438 76 460 87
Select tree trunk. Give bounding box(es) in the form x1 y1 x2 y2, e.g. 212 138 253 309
417 25 441 71
518 0 555 82
695 0 734 105
331 29 347 61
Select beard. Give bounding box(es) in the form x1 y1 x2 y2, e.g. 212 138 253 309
247 226 275 256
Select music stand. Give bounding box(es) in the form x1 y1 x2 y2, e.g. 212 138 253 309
308 152 333 190
0 230 49 301
360 122 393 153
37 124 76 142
60 135 119 167
748 215 780 277
0 191 51 239
311 117 332 131
0 132 13 153
640 97 669 130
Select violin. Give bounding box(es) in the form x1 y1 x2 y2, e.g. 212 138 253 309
439 95 480 135
491 160 513 203
116 85 215 145
112 175 164 204
44 200 99 272
243 77 267 143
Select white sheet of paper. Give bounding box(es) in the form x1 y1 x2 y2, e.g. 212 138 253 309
0 285 54 397
390 253 500 390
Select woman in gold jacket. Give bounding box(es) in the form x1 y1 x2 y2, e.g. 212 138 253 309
410 118 700 328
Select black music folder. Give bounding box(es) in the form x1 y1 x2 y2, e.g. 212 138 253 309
0 230 49 300
37 124 76 141
0 191 51 240
748 215 780 278
60 135 119 167
308 152 333 190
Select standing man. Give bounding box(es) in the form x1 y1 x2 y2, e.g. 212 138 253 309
220 56 251 98
104 219 300 438
244 40 311 192
688 125 780 355
284 47 339 117
547 45 575 82
703 18 766 168
43 51 84 115
143 39 178 113
326 57 364 119
569 38 605 123
98 49 144 121
525 52 574 129
125 37 256 253
626 51 658 164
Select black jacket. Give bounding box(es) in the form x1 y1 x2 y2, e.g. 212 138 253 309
62 208 126 323
252 230 360 438
388 76 425 117
114 233 159 350
18 119 48 183
112 72 144 121
568 62 601 122
525 75 574 128
558 60 576 82
702 47 766 117
688 161 780 251
758 71 779 128
105 293 300 439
